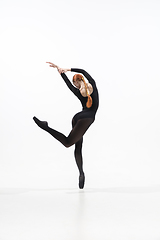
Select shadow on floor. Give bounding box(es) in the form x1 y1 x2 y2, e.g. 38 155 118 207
0 185 160 195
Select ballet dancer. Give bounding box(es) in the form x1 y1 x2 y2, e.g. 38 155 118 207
33 62 99 189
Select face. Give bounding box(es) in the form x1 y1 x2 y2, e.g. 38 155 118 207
73 80 81 89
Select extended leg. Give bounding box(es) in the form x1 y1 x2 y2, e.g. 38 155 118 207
33 116 94 148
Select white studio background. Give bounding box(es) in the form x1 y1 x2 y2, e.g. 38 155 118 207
0 0 160 189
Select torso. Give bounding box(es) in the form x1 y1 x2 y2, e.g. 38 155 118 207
74 82 96 123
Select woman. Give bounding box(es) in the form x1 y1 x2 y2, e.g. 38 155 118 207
33 62 99 189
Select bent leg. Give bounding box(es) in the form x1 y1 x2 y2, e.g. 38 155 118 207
66 118 94 147
47 118 94 147
33 116 94 148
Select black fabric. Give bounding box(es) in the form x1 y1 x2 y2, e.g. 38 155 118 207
61 68 99 120
33 68 99 188
33 116 94 148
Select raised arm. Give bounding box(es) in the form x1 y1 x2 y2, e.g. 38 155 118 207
61 72 78 94
54 66 96 85
46 62 96 93
46 62 71 74
46 62 78 96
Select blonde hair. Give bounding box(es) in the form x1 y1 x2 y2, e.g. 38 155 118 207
73 74 92 108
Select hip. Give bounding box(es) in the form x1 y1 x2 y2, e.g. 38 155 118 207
73 109 95 123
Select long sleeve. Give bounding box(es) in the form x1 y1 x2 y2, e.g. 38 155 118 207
71 68 99 113
61 72 79 95
60 68 99 113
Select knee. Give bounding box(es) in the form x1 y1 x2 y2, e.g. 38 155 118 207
64 142 73 148
65 144 70 148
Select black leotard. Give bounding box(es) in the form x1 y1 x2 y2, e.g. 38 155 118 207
61 68 99 123
33 68 99 188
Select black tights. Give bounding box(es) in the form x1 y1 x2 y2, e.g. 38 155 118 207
33 116 94 175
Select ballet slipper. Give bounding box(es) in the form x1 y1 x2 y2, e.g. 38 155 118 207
79 173 85 189
33 116 48 130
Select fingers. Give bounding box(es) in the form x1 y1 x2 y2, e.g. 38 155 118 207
46 62 54 65
46 62 55 65
46 62 65 74
46 62 57 68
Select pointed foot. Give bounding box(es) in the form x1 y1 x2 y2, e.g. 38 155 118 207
79 173 85 189
33 116 48 130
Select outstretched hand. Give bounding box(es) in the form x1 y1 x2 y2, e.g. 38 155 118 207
46 62 69 74
46 62 58 69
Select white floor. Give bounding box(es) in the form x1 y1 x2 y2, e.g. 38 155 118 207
0 186 160 240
